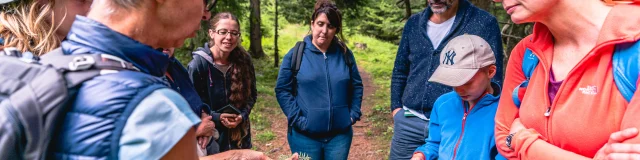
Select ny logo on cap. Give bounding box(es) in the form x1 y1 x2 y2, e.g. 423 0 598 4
443 50 456 65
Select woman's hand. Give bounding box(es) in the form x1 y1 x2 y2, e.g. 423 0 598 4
221 113 242 128
594 128 640 160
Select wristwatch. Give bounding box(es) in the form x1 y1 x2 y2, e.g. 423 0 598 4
506 133 515 150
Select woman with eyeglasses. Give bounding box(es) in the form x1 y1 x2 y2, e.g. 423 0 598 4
188 12 257 153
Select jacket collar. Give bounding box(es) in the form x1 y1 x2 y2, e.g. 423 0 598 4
461 82 501 111
419 0 470 50
525 4 640 64
62 16 170 77
303 35 341 54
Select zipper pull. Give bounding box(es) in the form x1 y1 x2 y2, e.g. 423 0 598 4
544 107 551 117
323 53 327 59
463 113 467 120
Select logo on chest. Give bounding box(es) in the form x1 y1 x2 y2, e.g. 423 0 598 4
578 85 598 95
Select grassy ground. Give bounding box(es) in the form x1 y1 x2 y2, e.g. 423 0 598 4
348 33 398 153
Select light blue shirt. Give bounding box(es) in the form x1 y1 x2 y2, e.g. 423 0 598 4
118 88 201 159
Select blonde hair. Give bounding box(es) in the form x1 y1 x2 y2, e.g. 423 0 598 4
0 0 61 56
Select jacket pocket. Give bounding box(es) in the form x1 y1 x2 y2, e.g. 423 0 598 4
301 107 330 134
331 105 351 132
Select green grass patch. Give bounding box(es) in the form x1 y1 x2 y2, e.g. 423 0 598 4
255 131 276 143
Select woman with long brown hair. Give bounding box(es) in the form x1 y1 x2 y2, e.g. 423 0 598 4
188 12 257 152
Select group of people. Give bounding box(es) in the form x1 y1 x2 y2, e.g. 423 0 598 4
2 0 640 159
0 0 360 159
389 0 640 160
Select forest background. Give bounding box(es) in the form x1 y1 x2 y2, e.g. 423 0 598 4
175 0 533 159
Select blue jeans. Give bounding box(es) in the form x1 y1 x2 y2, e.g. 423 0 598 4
288 127 353 160
389 109 429 160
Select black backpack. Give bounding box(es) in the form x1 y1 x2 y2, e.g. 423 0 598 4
290 41 354 96
0 47 138 160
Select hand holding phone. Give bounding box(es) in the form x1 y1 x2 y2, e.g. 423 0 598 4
221 113 242 128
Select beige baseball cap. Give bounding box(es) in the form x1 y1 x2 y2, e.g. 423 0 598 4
428 34 496 87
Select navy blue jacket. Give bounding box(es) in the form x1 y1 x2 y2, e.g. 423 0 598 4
275 36 363 136
188 43 256 151
390 0 504 117
49 16 177 159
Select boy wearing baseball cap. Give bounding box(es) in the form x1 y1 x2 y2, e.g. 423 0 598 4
411 34 504 160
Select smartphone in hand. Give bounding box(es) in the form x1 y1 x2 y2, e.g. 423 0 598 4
216 104 241 114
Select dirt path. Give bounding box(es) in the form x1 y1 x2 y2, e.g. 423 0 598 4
252 71 386 160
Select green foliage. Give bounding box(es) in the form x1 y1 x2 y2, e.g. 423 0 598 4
355 0 405 43
255 131 276 143
279 0 369 25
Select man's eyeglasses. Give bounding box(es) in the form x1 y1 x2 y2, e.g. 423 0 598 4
216 29 241 37
203 0 216 12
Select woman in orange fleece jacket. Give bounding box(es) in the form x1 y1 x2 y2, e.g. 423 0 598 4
492 0 640 159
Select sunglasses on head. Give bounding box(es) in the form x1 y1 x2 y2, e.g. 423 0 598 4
203 0 216 12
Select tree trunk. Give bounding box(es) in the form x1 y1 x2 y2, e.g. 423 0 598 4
249 0 265 58
274 0 279 67
469 0 492 12
403 0 411 20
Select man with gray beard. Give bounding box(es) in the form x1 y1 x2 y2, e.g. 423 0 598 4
389 0 504 159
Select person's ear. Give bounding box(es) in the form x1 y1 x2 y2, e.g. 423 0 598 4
208 29 215 39
486 65 497 78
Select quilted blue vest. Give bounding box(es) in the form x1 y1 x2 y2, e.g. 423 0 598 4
47 16 173 159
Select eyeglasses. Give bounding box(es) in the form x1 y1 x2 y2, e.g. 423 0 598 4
203 0 216 12
216 29 241 37
603 0 638 5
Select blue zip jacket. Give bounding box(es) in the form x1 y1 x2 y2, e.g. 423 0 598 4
415 82 504 160
275 35 363 136
390 0 504 116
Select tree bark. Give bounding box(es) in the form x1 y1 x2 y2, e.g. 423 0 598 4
249 0 265 58
403 0 411 20
274 0 279 67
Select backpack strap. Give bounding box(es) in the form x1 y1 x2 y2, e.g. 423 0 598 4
291 41 305 96
612 40 640 102
511 48 540 108
39 48 140 87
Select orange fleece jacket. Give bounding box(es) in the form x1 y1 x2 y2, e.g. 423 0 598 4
495 4 640 159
